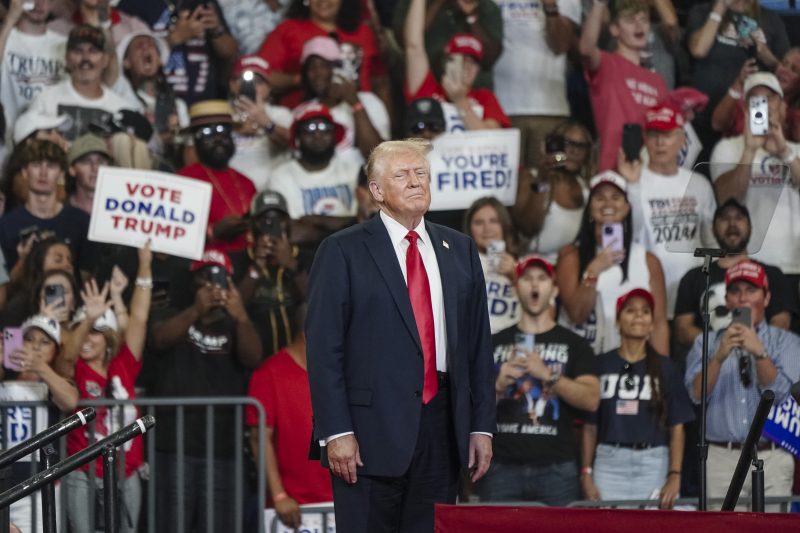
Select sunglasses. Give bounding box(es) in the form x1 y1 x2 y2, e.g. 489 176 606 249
194 124 231 139
739 353 752 388
622 361 636 391
299 120 334 134
564 139 591 150
410 121 444 135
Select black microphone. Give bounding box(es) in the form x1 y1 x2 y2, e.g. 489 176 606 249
0 415 155 509
791 381 800 403
0 407 96 469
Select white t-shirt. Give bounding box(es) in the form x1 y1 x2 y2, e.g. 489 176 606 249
28 79 141 141
229 104 294 191
267 154 361 218
0 28 66 143
558 242 651 355
710 136 800 274
629 166 717 318
480 253 520 333
491 0 581 116
325 92 391 165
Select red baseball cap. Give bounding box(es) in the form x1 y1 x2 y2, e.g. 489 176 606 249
190 248 233 275
289 102 345 148
725 260 768 290
645 103 685 132
616 288 654 316
515 255 555 280
444 33 483 62
232 55 271 81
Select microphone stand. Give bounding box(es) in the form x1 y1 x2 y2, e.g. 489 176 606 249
0 408 96 469
693 247 727 511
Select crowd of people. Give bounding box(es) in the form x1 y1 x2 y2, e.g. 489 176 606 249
0 0 799 530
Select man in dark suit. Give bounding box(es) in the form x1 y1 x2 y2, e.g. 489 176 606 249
306 139 495 532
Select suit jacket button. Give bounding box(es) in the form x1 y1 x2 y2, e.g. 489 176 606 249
414 391 421 397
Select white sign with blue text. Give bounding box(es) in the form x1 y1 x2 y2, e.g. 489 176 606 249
428 129 520 211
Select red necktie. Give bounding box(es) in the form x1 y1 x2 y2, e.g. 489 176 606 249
405 231 438 404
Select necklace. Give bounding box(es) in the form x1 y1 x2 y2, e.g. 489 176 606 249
201 165 249 216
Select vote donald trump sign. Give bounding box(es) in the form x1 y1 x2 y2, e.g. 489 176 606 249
88 167 212 260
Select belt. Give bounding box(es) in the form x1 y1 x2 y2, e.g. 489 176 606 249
437 371 449 390
708 440 777 451
603 442 656 450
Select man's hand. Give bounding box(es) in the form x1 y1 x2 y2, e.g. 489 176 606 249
329 77 360 106
525 351 550 381
224 280 250 323
274 495 302 529
735 322 766 356
6 0 26 26
468 433 492 482
714 323 745 362
327 434 363 484
616 148 642 184
495 360 525 393
171 8 206 45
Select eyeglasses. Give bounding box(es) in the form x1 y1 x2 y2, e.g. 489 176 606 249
410 121 444 135
622 361 636 391
564 139 591 150
299 121 334 134
739 353 752 388
194 124 231 139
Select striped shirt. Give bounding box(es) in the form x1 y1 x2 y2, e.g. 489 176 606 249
684 322 800 442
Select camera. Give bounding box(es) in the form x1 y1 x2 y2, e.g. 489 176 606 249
749 95 769 136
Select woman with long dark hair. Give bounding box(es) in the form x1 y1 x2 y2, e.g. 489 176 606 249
256 0 388 109
580 289 694 508
556 171 669 355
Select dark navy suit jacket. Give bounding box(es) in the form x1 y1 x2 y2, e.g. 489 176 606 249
306 214 496 477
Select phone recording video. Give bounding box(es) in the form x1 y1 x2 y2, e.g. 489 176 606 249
44 284 65 308
601 223 624 262
544 134 567 166
207 266 228 289
749 95 769 136
622 123 643 161
239 70 257 102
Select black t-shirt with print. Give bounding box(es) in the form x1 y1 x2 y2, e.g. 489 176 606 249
491 324 598 464
586 349 695 446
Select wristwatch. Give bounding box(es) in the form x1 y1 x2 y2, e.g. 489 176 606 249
546 369 561 386
754 351 769 361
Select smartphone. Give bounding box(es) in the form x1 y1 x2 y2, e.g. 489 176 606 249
749 95 769 136
207 266 228 289
444 54 464 87
18 225 40 242
622 124 643 162
735 14 759 40
44 284 65 308
486 240 505 273
514 332 535 360
3 328 24 372
544 134 567 166
601 222 624 261
239 71 257 102
730 307 752 328
255 217 283 239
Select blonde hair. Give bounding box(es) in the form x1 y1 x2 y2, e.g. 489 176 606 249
366 138 432 184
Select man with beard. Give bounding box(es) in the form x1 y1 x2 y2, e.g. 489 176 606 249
268 103 360 219
149 248 262 532
179 100 256 252
27 25 140 141
673 199 794 351
481 255 599 506
0 0 67 144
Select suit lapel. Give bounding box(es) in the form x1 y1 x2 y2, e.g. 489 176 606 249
426 222 458 361
364 216 423 352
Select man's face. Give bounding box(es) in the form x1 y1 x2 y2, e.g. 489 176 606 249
305 56 334 97
713 206 751 252
70 152 110 192
66 43 108 85
194 123 235 169
368 150 431 222
123 35 162 79
644 128 684 168
516 266 557 318
610 11 650 51
25 160 63 196
725 280 769 325
297 118 337 164
23 0 55 23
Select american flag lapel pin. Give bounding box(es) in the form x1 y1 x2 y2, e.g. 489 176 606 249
442 240 449 249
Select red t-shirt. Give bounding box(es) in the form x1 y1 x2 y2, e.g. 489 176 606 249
67 344 143 478
586 51 667 171
257 18 386 109
178 163 256 253
246 349 332 505
406 71 511 128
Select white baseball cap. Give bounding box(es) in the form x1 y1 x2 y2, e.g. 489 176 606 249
13 111 71 144
22 315 61 344
743 72 783 98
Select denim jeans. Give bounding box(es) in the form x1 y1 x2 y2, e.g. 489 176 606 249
592 444 668 501
63 469 141 533
477 460 579 506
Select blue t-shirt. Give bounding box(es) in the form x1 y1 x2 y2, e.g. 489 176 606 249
0 205 91 270
589 349 695 446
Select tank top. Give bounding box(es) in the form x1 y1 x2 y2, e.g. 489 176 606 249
528 180 589 263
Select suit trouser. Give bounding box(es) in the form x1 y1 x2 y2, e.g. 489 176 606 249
331 387 459 533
